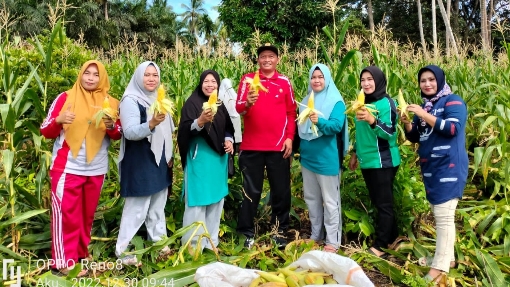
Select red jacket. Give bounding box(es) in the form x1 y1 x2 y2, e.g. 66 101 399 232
236 70 297 151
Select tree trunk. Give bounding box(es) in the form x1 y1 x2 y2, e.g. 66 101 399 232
445 0 451 56
488 0 494 48
432 0 437 57
437 0 459 57
104 1 108 21
480 0 488 50
416 0 427 55
367 0 375 33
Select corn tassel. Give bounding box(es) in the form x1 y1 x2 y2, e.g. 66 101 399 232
297 91 324 136
93 96 118 128
244 71 268 95
345 89 378 116
397 89 409 119
149 84 175 115
202 89 218 117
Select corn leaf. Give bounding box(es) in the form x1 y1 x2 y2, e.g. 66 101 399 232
475 249 506 286
2 149 14 179
0 209 48 230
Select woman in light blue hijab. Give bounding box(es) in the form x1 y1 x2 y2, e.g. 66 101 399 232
297 63 348 253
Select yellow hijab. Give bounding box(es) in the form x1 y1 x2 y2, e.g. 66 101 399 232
60 60 119 163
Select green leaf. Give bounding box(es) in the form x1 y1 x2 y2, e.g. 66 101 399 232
319 41 334 68
0 209 48 230
476 209 496 235
321 26 334 43
343 209 362 220
2 149 14 179
334 20 350 57
475 249 506 286
38 271 74 287
3 105 16 133
0 244 28 261
479 115 498 135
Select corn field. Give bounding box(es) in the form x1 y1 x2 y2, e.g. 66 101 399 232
1 20 510 286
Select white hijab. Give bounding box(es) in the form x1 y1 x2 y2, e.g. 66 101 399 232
118 61 174 172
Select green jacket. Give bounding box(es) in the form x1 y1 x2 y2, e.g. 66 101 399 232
355 96 401 169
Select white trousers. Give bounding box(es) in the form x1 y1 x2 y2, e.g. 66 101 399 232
302 166 342 249
115 188 168 257
431 198 458 272
182 191 224 251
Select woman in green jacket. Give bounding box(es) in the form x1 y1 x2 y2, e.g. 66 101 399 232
348 66 401 258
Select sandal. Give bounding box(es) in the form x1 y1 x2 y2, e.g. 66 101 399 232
58 266 88 277
323 244 338 253
367 247 388 259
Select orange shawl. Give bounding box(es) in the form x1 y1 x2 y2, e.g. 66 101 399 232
60 60 119 163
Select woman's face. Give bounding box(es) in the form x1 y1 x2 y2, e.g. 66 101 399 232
310 69 325 93
143 65 159 92
81 64 100 91
420 71 438 96
202 74 218 96
360 71 375 94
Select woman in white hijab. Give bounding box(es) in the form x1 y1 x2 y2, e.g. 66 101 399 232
115 61 175 265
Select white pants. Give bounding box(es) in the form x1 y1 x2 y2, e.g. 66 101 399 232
115 188 168 257
182 191 224 251
302 166 341 249
431 198 458 272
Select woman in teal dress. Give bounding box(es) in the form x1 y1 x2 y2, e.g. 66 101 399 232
177 70 235 251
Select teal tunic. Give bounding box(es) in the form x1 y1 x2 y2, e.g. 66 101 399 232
184 136 228 206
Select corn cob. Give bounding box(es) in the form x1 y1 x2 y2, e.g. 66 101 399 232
397 89 409 119
202 89 218 116
297 91 324 136
149 84 175 115
244 71 268 95
344 89 379 116
93 96 118 127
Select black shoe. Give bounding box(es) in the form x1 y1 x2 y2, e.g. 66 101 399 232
244 237 254 249
271 234 287 249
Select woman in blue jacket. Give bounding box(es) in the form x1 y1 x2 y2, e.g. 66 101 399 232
401 65 468 283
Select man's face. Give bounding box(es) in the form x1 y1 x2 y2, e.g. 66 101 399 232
257 50 279 74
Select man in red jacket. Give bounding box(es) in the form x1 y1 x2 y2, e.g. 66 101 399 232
235 44 297 249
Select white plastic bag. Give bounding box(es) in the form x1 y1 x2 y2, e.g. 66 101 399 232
194 250 374 287
289 250 374 287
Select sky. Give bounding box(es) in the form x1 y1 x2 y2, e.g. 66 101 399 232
170 0 221 21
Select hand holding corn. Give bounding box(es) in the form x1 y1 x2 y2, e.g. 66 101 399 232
93 96 118 127
148 113 166 130
356 108 376 125
197 109 214 127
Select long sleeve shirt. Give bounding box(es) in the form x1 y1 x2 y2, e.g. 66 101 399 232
405 94 468 204
235 70 297 151
40 92 122 176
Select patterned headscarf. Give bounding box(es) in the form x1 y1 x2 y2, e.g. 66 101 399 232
418 65 452 126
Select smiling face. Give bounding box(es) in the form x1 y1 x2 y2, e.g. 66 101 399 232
81 64 100 91
202 73 218 96
143 65 159 92
419 70 438 96
310 69 325 93
257 50 279 75
360 71 375 94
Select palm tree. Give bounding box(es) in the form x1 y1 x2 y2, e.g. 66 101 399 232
180 0 206 36
94 0 109 20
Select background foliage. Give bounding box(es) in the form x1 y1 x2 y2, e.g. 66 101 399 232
1 0 510 286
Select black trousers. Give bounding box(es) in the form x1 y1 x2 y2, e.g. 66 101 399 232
361 166 399 251
236 151 291 237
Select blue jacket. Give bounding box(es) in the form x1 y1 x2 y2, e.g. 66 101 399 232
405 94 468 204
